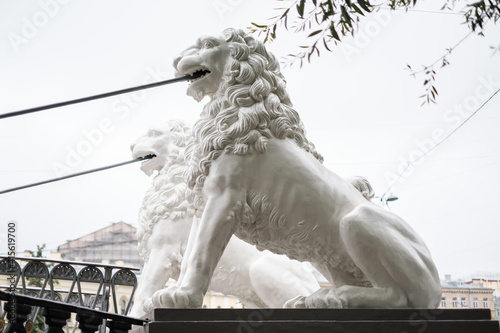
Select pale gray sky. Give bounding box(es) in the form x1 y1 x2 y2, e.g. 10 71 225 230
1 0 499 280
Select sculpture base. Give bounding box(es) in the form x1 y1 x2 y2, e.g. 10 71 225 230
145 308 499 333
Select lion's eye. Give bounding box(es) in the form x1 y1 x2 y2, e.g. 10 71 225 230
148 130 161 137
202 40 214 49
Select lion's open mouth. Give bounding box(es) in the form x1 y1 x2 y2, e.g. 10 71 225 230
138 154 157 161
188 68 211 84
134 153 160 176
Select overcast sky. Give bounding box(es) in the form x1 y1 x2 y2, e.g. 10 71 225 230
1 1 499 280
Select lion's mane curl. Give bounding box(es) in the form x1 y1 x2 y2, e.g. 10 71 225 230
184 28 323 212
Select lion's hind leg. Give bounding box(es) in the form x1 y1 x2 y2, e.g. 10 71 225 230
324 205 441 309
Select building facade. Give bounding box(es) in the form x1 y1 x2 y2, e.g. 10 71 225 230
57 221 142 267
466 275 500 320
440 275 496 319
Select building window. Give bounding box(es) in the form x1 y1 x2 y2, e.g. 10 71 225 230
121 300 126 315
441 298 446 308
461 297 467 308
452 297 458 308
483 298 488 308
473 298 478 308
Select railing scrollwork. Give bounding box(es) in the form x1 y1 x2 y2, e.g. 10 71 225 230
0 256 145 333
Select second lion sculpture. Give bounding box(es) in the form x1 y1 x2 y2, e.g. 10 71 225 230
147 28 441 310
129 120 320 317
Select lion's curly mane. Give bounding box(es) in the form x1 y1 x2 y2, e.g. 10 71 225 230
185 28 323 211
137 121 191 262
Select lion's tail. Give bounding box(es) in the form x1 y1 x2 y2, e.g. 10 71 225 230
346 176 375 200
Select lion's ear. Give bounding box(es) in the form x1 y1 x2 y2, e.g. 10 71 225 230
244 35 257 52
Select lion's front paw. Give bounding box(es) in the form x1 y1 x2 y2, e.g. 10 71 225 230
323 290 343 308
283 295 306 308
149 286 201 309
303 288 344 308
143 298 154 313
128 300 147 318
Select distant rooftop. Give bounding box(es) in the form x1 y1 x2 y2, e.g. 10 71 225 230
441 274 495 290
441 279 493 290
57 221 142 267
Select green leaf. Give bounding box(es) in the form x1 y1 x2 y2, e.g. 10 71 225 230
329 24 340 40
327 0 334 14
358 0 372 12
297 0 306 18
351 3 365 15
308 29 323 37
323 37 332 51
341 6 353 26
251 22 267 29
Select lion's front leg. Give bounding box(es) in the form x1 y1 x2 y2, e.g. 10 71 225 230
132 218 191 317
176 216 200 286
149 188 242 309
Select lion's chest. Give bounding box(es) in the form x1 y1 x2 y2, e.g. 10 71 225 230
230 190 327 263
205 141 337 261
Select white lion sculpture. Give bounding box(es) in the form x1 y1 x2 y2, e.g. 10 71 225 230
129 120 320 318
148 28 441 310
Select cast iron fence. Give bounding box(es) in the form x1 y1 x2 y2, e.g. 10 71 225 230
0 256 147 333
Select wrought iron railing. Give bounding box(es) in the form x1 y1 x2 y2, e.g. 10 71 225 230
0 256 146 333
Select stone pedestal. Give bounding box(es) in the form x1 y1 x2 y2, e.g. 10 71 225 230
146 308 500 333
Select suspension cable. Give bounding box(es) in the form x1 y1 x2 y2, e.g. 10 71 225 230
0 155 154 195
0 74 200 119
